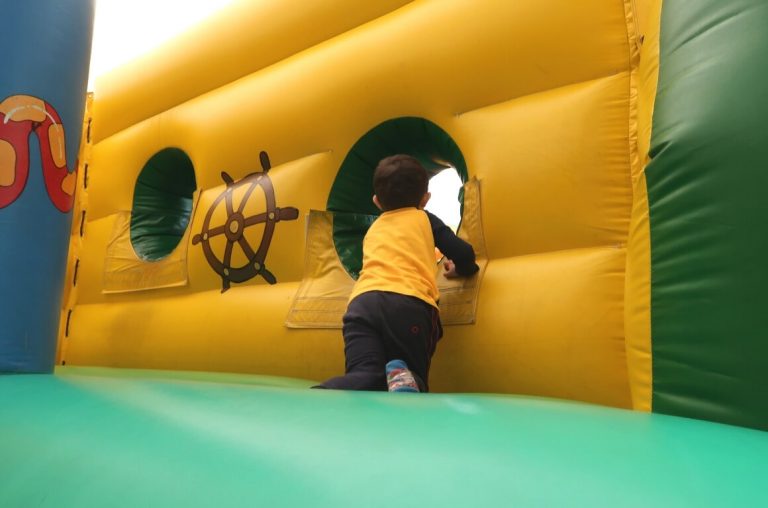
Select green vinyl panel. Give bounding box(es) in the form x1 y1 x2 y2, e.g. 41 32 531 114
648 0 768 429
2 368 768 507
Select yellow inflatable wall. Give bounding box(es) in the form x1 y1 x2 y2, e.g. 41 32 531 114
61 0 655 409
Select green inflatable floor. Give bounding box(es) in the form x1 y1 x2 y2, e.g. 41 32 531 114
1 367 767 507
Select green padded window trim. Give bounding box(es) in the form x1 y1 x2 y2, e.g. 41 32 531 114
330 212 378 281
327 117 467 278
648 0 768 430
130 148 197 261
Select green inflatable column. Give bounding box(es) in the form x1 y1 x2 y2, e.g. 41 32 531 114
647 0 768 429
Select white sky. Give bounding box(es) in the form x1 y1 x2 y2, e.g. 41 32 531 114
425 169 463 229
89 0 463 228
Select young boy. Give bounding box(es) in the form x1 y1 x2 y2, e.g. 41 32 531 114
318 154 479 392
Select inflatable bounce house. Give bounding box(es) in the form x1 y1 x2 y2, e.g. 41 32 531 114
2 0 768 505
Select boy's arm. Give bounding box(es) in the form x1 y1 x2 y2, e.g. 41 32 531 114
426 211 479 277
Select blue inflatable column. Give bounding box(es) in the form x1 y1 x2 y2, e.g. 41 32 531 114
0 1 95 372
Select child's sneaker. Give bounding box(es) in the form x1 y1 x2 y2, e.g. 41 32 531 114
386 359 420 392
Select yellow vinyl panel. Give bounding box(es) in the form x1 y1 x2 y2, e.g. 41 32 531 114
91 0 413 143
90 100 213 218
57 94 93 365
453 73 633 259
636 0 663 175
432 247 632 407
624 0 663 411
625 173 653 410
75 153 331 305
85 0 633 232
64 283 343 384
68 0 639 403
93 0 630 145
66 246 631 407
184 154 327 291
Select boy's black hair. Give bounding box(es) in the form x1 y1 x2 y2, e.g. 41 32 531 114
373 154 428 211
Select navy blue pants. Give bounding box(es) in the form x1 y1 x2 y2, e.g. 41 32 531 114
318 291 443 392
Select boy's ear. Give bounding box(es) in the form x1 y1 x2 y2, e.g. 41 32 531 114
372 195 383 210
419 192 431 209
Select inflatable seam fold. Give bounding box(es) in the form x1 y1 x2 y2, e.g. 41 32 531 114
623 0 661 412
455 71 629 118
57 93 94 365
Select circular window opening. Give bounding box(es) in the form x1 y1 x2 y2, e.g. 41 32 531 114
130 148 196 261
327 117 467 279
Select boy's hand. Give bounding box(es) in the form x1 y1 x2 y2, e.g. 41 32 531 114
443 259 459 279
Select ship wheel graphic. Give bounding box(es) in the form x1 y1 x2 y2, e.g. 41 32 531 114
192 151 299 292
